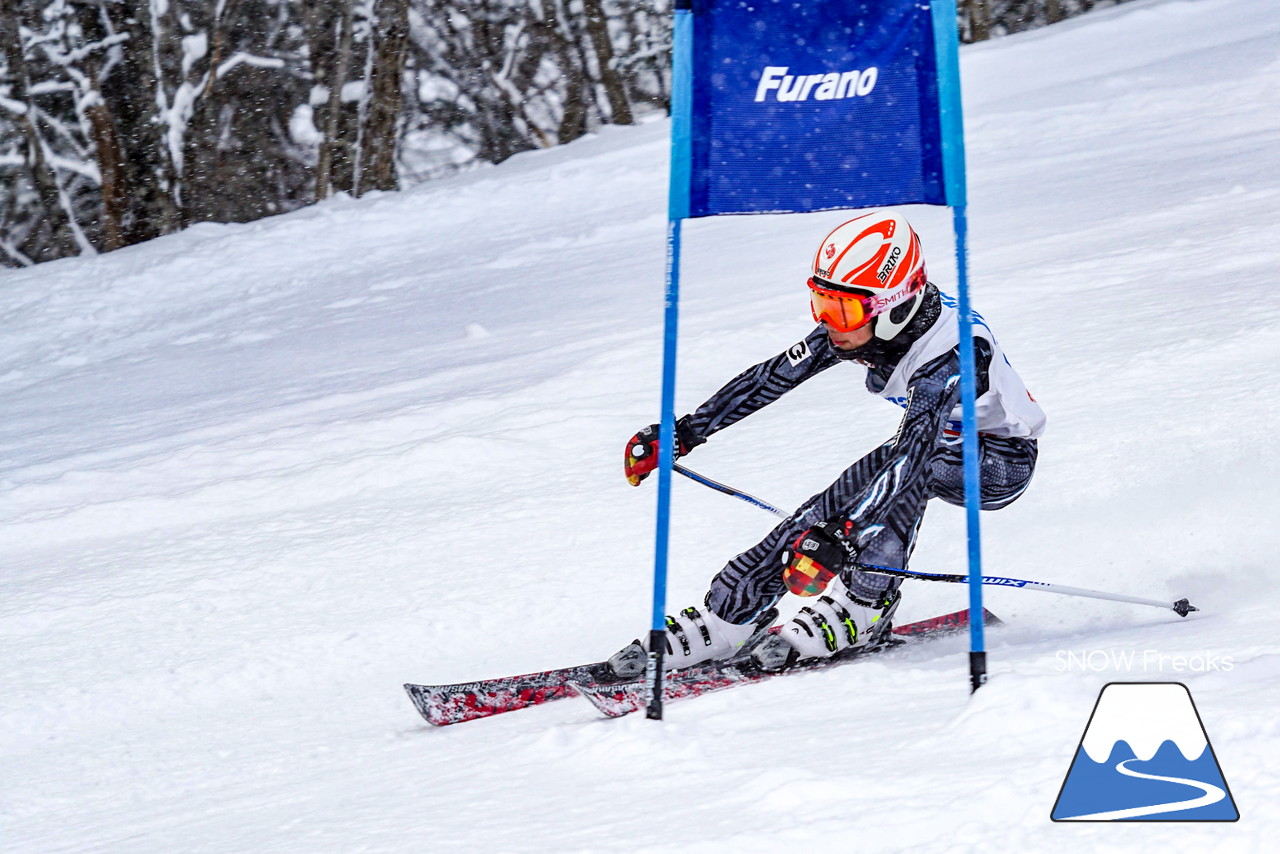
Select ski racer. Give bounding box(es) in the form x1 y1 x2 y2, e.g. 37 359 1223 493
612 210 1046 675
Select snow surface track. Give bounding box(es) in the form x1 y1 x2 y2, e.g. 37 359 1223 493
2 0 1278 849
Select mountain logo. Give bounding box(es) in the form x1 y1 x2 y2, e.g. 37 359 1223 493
1052 682 1239 822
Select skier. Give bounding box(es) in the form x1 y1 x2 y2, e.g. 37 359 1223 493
613 210 1046 675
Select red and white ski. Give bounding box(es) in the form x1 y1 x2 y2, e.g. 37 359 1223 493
404 661 616 726
404 608 1000 726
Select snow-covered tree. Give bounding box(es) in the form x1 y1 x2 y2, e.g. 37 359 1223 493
1 0 1131 267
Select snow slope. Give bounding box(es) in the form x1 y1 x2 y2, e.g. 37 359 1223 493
2 0 1278 849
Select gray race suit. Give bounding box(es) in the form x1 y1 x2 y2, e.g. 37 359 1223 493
680 285 1047 624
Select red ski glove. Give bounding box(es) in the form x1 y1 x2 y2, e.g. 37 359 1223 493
781 520 858 596
624 416 704 486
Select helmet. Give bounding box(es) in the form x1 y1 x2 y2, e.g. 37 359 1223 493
808 211 927 341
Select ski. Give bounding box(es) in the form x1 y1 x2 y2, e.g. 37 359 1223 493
404 661 619 726
570 608 1002 719
404 608 1000 726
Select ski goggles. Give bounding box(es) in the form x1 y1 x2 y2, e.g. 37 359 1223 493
808 278 877 332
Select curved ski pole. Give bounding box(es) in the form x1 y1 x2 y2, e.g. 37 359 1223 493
673 464 789 518
673 465 1198 618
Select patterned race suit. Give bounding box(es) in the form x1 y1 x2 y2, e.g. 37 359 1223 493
681 285 1047 625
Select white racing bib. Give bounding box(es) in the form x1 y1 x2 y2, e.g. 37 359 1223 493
878 292 1046 439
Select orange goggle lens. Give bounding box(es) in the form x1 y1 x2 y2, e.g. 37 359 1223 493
808 279 875 332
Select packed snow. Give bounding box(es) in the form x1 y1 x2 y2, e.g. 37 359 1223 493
2 0 1278 849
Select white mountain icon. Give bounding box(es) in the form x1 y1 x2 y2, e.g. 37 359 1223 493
1052 682 1238 822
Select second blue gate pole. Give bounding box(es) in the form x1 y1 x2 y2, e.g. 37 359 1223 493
647 0 694 720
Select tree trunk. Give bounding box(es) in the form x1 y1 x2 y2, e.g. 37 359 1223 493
102 0 180 243
360 0 409 194
0 11 77 260
76 5 128 251
966 0 991 43
84 100 127 251
581 0 632 125
312 0 358 199
547 1 589 144
583 0 632 126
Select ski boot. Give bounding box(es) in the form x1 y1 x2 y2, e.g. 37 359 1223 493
751 585 901 672
608 605 777 679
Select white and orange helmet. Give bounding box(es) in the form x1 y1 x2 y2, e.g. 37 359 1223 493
808 211 928 341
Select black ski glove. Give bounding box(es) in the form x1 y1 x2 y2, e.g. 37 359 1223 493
624 416 705 486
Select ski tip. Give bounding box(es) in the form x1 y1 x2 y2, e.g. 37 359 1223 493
1172 598 1198 618
891 607 1002 637
403 684 444 726
569 680 643 718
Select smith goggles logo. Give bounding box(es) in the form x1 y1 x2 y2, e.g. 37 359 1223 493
869 285 913 312
754 66 879 103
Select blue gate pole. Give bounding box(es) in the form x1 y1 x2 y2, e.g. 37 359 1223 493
646 0 694 721
930 0 984 693
953 205 987 692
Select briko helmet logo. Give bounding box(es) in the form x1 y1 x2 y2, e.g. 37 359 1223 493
1051 682 1238 822
878 246 903 282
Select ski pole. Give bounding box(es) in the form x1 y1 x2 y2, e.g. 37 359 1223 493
673 464 1198 618
861 566 1197 617
674 463 789 517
